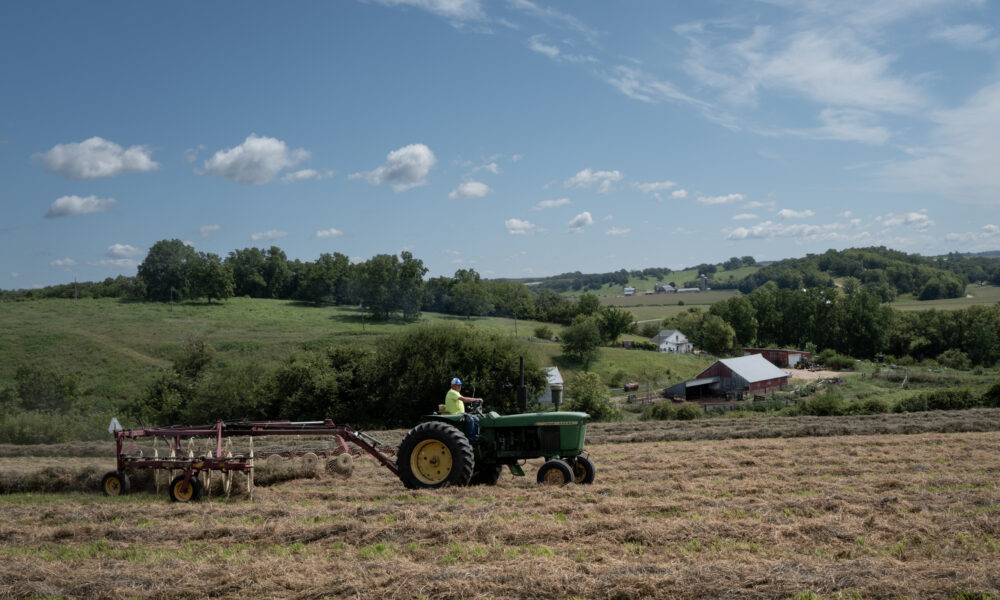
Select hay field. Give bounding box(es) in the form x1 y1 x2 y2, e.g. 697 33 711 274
2 428 999 599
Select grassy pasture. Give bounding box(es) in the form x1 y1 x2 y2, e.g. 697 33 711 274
1 418 998 599
0 298 553 402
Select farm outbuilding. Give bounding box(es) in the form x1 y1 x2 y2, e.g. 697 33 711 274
666 354 790 401
744 348 811 368
538 367 564 408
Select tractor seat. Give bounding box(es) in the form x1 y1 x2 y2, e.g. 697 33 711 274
438 404 451 415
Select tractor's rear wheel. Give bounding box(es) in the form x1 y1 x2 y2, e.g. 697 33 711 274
169 474 203 502
101 471 130 496
568 456 596 484
397 421 474 489
469 464 504 486
536 460 574 486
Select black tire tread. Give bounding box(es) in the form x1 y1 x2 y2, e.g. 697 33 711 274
397 421 475 489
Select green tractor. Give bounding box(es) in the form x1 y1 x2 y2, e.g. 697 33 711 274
395 402 595 489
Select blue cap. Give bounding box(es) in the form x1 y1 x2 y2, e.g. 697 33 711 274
451 377 462 385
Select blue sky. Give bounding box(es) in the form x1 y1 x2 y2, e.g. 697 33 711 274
3 0 1000 289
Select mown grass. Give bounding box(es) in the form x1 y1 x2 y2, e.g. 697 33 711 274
554 265 760 298
1 429 998 599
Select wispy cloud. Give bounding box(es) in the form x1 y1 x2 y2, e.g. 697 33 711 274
281 168 335 183
106 244 144 259
777 208 816 219
605 226 630 236
200 224 222 239
532 198 570 210
251 229 288 242
698 193 745 205
51 258 77 267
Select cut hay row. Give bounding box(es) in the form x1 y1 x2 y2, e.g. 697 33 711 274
1 431 998 599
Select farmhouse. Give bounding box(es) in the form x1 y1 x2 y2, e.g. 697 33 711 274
649 329 693 354
744 347 811 368
665 354 790 400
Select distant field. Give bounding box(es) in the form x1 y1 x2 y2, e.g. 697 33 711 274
555 265 759 298
602 289 742 322
893 284 1000 311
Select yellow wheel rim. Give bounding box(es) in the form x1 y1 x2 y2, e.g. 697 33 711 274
410 439 452 485
572 462 586 484
104 476 121 495
173 479 195 502
541 467 567 485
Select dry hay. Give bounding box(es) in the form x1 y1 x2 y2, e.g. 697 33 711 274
1 428 999 599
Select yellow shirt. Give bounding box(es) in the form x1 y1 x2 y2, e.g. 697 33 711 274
445 388 465 414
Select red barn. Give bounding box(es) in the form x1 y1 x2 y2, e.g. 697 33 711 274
695 354 790 396
743 348 811 368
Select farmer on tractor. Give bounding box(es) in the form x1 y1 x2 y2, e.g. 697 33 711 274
445 377 482 442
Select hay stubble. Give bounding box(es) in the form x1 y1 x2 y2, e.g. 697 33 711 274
1 431 998 599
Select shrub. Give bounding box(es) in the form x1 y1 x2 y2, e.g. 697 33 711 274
793 391 846 416
533 325 554 340
844 397 890 415
641 402 676 421
936 349 972 371
606 369 628 388
674 403 702 420
566 372 622 422
816 350 856 371
981 379 1000 408
894 388 975 413
632 340 658 351
638 323 660 338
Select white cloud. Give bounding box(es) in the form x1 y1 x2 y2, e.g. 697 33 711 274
51 258 77 267
183 145 205 163
881 81 1000 204
369 0 485 22
202 134 308 185
777 208 816 219
931 24 996 50
698 193 745 205
633 181 677 193
200 224 222 239
505 218 540 235
813 108 890 144
281 168 335 183
605 65 704 107
90 258 138 268
511 154 524 162
45 195 116 218
564 168 623 194
732 213 759 220
107 244 143 259
567 211 594 233
10 272 19 278
841 211 854 218
532 198 570 211
883 211 934 230
351 143 437 192
670 189 688 199
945 224 1000 243
38 137 158 179
251 229 288 242
726 220 846 240
449 180 491 199
528 34 560 59
316 228 344 238
605 226 630 236
679 25 924 115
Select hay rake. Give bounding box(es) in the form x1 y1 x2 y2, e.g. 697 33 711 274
102 419 398 502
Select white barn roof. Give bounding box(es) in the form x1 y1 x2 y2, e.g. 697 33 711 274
718 354 788 383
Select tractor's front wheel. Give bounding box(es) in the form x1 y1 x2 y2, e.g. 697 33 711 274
536 460 574 486
568 456 596 484
397 422 474 489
